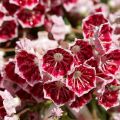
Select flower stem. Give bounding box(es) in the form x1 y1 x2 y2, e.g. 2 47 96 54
17 108 30 117
72 28 82 34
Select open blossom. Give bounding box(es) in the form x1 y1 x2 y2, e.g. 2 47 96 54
85 57 113 84
43 48 73 77
83 13 112 54
70 39 93 65
82 13 108 39
16 8 44 28
98 79 120 110
99 49 120 75
67 65 96 97
4 55 44 102
44 80 75 105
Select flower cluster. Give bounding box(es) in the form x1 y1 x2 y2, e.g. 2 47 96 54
0 0 80 43
0 0 110 43
1 12 120 112
0 0 120 120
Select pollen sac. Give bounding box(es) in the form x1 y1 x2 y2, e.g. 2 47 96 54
67 65 96 97
42 48 73 77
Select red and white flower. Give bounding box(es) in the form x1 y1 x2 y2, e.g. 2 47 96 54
70 39 93 65
83 13 112 53
16 9 44 28
83 13 108 39
44 80 75 105
67 65 96 97
98 79 120 110
42 48 73 77
16 50 42 86
85 57 113 83
99 49 120 75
